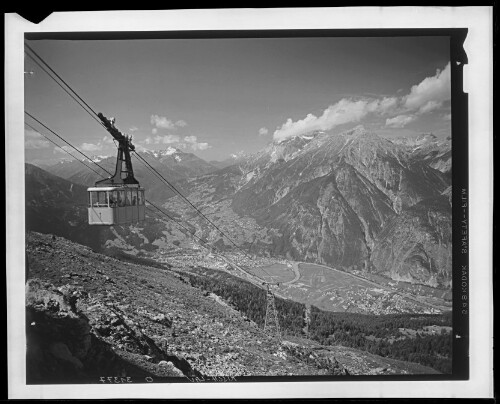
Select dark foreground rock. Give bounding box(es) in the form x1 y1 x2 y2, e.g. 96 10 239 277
25 279 190 383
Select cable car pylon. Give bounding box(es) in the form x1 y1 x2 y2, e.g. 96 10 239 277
263 282 282 342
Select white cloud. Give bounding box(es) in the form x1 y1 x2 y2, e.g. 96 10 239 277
271 63 451 142
443 113 452 121
403 63 451 114
193 143 210 151
102 135 114 144
25 129 49 149
258 127 269 136
183 135 210 151
151 115 188 130
377 97 400 115
273 98 375 142
53 145 74 155
143 134 180 145
71 136 117 153
159 135 180 144
161 134 180 144
129 126 139 132
134 143 149 152
152 128 158 135
80 142 103 152
417 100 443 114
151 115 176 130
385 114 416 128
184 135 198 144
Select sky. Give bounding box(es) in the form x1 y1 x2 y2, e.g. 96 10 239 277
24 35 451 163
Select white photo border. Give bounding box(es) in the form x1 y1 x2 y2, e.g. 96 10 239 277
6 6 493 399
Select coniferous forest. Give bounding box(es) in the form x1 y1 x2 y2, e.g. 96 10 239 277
308 306 452 373
186 266 452 373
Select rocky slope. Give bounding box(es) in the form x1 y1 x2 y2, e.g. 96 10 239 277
25 162 194 256
370 193 452 288
26 278 186 383
25 231 439 382
388 133 451 177
25 163 107 251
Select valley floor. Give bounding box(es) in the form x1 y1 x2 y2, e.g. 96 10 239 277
271 262 449 315
155 247 450 315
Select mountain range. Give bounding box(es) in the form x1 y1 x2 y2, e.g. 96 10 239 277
28 126 452 289
43 147 218 202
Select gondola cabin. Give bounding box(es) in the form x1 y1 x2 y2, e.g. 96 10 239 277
88 112 146 226
88 186 145 225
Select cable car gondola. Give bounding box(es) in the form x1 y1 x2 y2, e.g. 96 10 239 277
88 113 145 226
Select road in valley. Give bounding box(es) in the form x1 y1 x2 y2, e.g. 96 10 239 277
283 262 301 284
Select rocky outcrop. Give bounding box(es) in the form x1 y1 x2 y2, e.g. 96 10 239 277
25 278 192 383
281 341 350 375
370 195 452 288
260 173 371 268
402 135 452 177
26 279 93 382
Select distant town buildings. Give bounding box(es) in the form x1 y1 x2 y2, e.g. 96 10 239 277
151 248 443 316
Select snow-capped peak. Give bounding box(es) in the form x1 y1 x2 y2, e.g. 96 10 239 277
147 146 180 158
89 155 110 163
274 130 326 144
230 151 247 159
164 146 177 156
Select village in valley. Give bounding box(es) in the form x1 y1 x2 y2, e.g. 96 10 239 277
150 244 448 316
